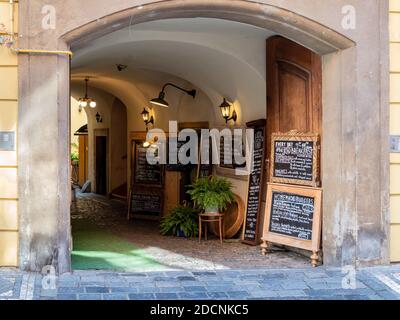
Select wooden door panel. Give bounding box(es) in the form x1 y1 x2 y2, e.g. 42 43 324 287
267 36 322 158
278 61 311 132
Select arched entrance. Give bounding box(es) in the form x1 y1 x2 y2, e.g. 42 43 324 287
18 0 389 274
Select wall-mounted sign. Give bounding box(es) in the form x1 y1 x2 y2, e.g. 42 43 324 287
242 119 267 245
133 141 164 186
390 135 400 153
270 131 320 187
261 183 322 267
219 129 247 170
0 131 15 151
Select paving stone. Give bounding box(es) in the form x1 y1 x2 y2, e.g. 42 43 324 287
207 292 229 299
85 286 109 293
78 293 103 300
277 290 307 297
177 276 197 282
159 287 185 293
226 291 250 299
206 285 235 292
105 282 128 287
58 287 85 294
192 271 217 276
156 281 181 288
57 294 77 300
250 290 279 298
304 271 329 279
184 286 207 292
178 292 209 299
128 293 155 300
103 293 128 300
57 281 79 288
155 293 179 300
137 287 161 293
261 273 286 280
280 280 309 290
110 287 139 293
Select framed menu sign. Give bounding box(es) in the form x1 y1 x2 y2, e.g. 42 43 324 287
133 141 164 186
219 129 247 170
242 119 267 245
270 131 320 187
127 189 163 220
261 183 322 266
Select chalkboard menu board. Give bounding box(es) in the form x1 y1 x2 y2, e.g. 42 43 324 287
270 131 320 187
261 183 322 265
242 119 267 245
219 131 247 169
269 192 314 240
166 136 196 172
127 189 163 220
133 141 164 186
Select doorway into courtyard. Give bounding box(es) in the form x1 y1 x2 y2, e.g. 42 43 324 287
69 16 324 272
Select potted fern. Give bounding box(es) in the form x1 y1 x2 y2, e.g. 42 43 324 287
187 176 234 213
160 205 199 238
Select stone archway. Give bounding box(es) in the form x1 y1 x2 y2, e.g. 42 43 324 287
18 0 389 273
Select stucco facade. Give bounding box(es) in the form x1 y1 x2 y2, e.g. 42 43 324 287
0 0 393 273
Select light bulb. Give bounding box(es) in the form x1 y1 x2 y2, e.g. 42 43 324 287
89 101 97 108
80 101 88 108
143 141 151 148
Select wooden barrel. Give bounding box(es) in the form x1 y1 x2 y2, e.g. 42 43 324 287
210 193 245 239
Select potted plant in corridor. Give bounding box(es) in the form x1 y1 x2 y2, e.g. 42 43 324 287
187 176 235 213
160 205 200 238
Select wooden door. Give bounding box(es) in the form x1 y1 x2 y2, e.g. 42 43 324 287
78 135 88 187
266 36 322 159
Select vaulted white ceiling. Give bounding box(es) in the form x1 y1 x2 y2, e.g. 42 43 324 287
71 18 275 125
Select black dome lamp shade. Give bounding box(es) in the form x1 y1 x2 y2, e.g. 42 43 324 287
150 82 197 108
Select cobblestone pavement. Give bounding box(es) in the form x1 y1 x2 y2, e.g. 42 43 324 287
1 265 400 300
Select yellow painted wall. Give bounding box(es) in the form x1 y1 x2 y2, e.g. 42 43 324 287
390 0 400 262
0 0 18 267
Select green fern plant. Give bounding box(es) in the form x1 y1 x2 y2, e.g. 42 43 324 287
187 176 234 212
160 206 199 238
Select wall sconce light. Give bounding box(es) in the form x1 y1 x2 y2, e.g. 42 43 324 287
150 82 196 108
219 98 237 123
141 108 154 130
95 112 103 123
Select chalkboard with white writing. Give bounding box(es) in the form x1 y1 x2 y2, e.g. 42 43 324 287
242 119 266 245
219 131 247 169
129 188 163 219
261 183 322 262
133 141 164 186
269 191 314 240
270 132 320 187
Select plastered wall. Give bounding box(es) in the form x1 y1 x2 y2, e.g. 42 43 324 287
390 0 400 262
0 0 18 267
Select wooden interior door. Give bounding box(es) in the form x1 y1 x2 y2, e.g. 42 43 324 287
266 36 322 159
78 135 88 187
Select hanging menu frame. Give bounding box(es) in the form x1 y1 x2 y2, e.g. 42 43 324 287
270 131 320 187
132 140 164 187
127 188 164 221
261 183 322 265
242 119 267 246
128 132 165 221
